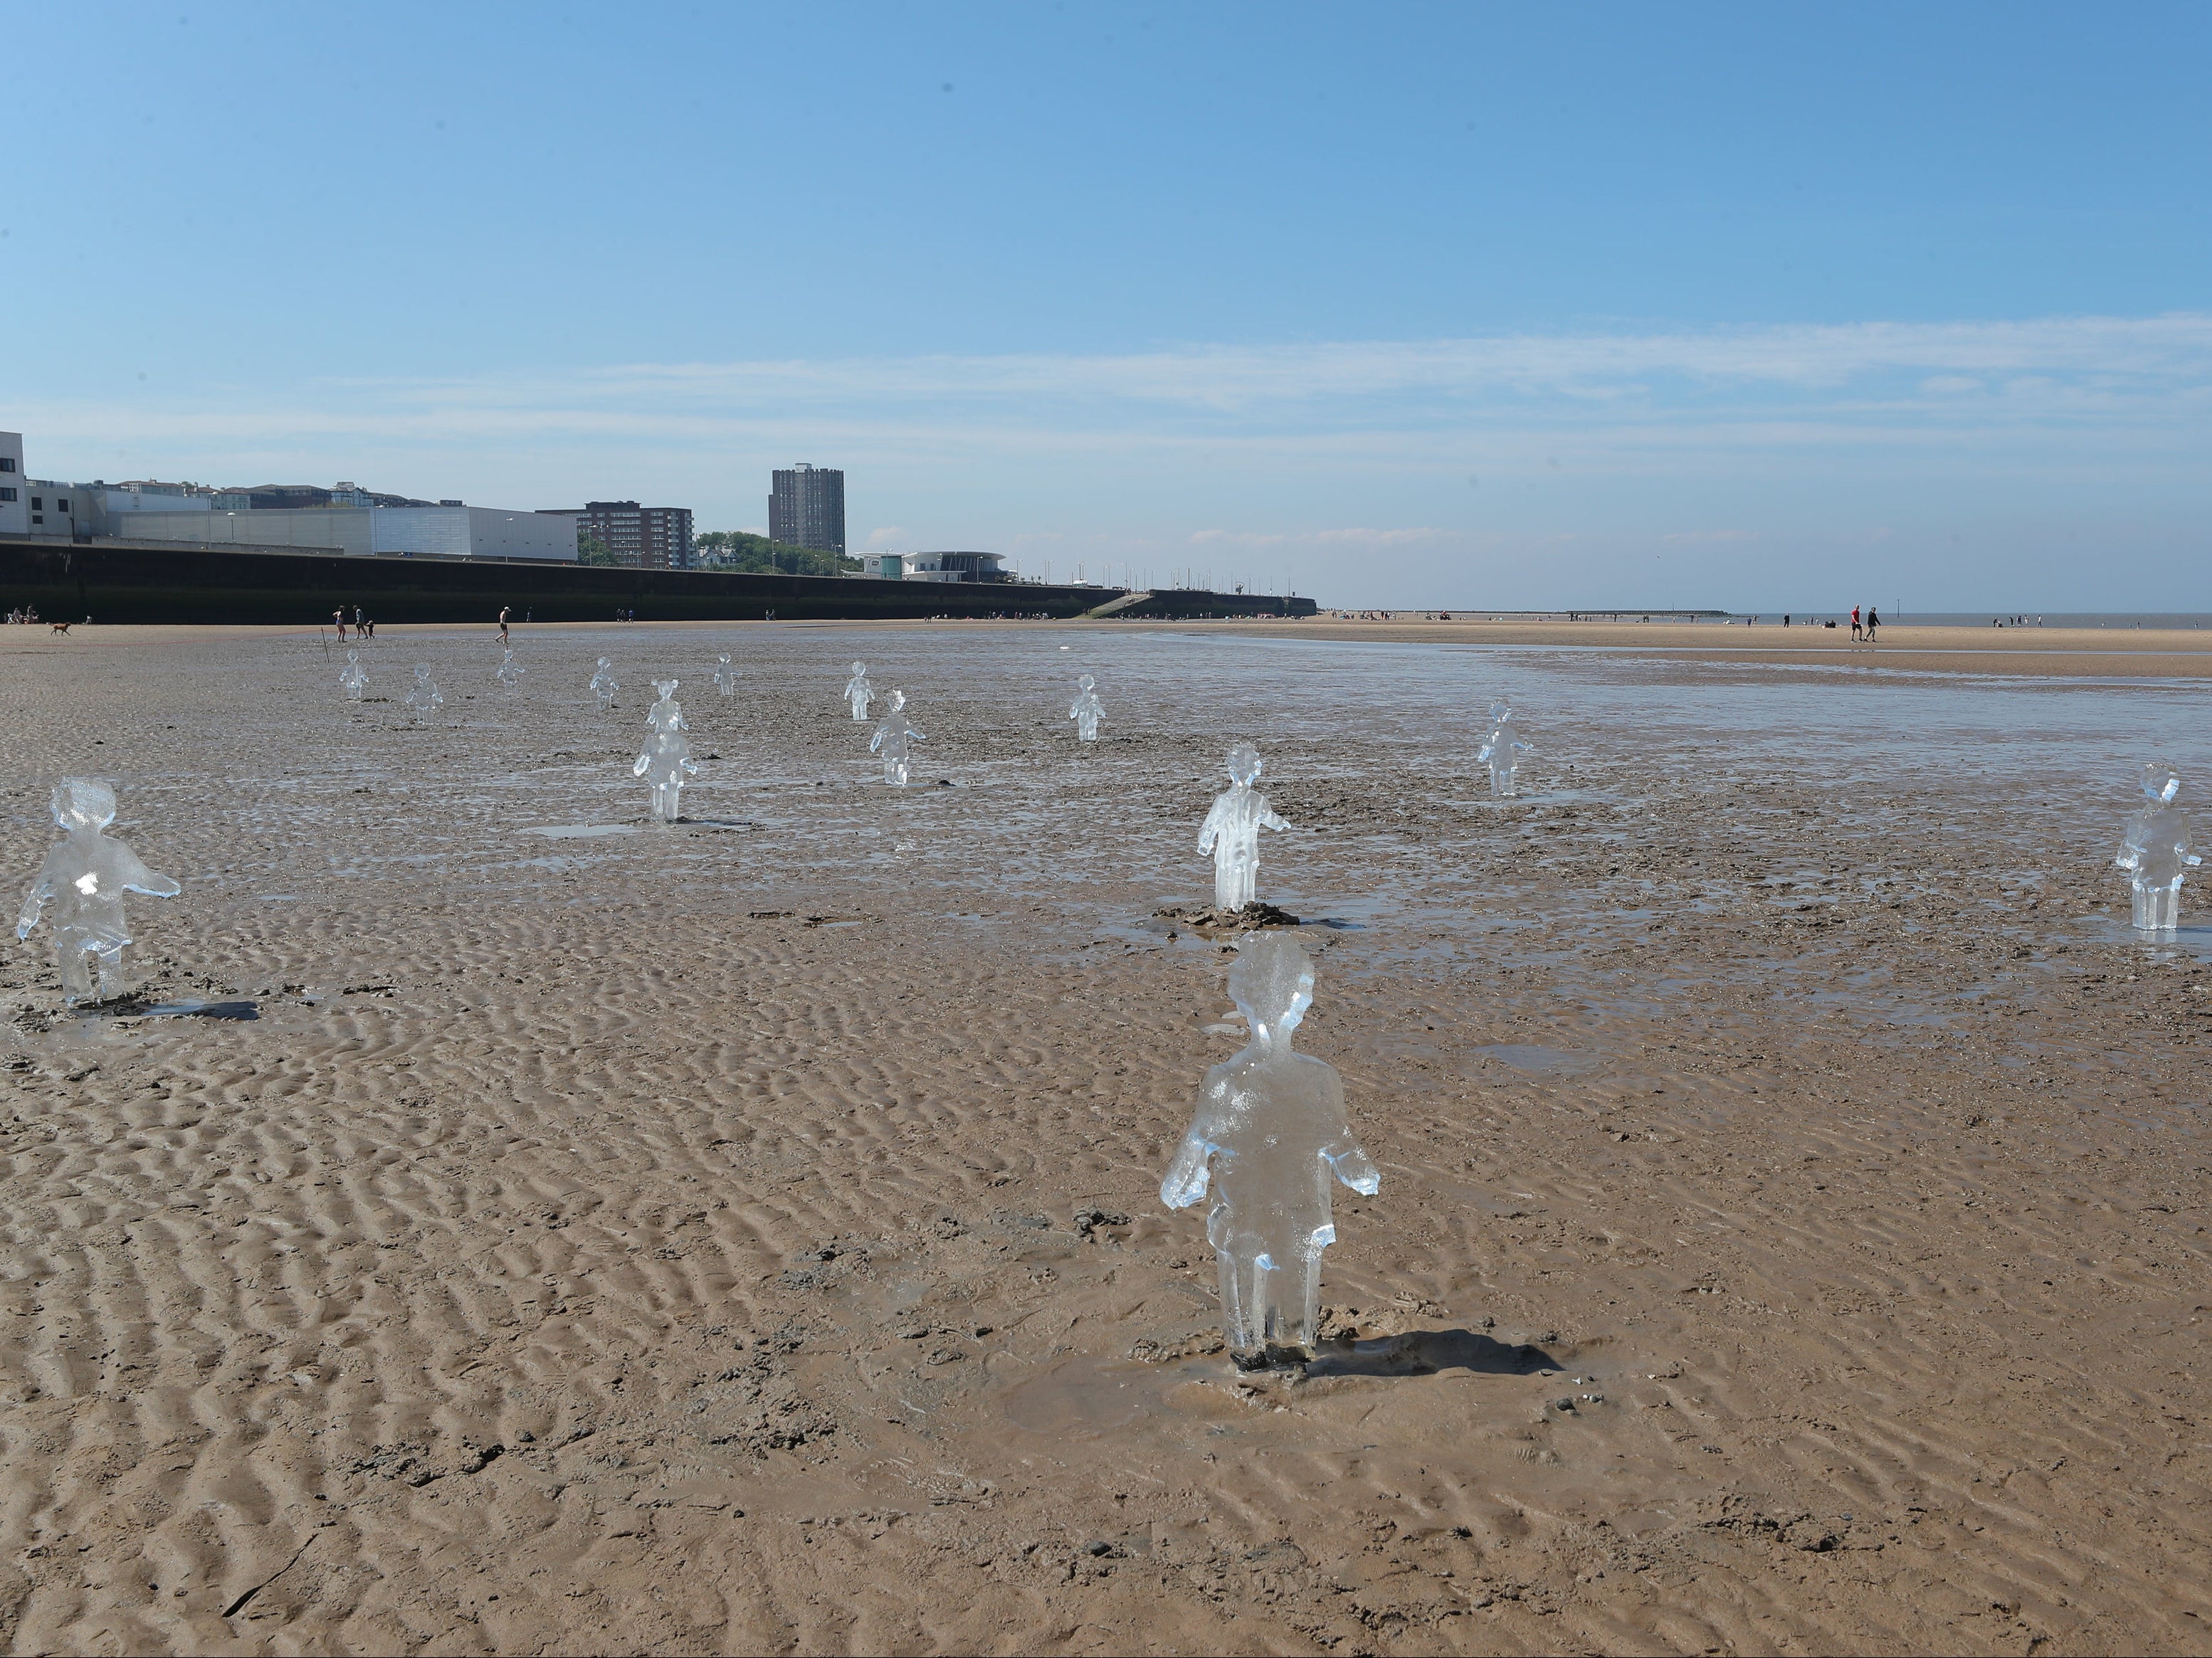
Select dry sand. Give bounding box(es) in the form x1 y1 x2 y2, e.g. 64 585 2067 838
1 619 2208 1654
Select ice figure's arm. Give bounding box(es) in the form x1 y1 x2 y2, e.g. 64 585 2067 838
1198 799 1226 855
16 872 53 939
1259 794 1290 833
1160 1126 1217 1208
633 752 653 776
1322 1137 1381 1195
869 729 885 754
115 846 181 899
680 756 700 776
1476 739 1496 764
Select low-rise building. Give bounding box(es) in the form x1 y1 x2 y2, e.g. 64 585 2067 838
902 551 1008 583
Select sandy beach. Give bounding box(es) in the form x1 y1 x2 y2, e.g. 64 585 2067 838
1 618 2208 1654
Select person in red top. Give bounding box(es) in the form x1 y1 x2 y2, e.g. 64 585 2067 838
1850 604 1862 641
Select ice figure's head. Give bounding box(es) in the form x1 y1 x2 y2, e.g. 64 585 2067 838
597 657 611 670
1228 930 1314 1044
850 661 865 675
719 654 732 666
51 777 117 833
654 679 678 699
888 688 907 711
1078 674 1095 690
1488 700 1512 725
347 650 359 664
1225 743 1263 786
414 664 431 681
2143 761 2182 804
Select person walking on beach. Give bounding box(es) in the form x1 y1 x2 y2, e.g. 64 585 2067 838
498 606 510 644
1865 606 1879 642
332 608 348 642
1850 605 1862 641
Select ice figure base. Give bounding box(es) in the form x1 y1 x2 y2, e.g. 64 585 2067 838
1231 1341 1315 1373
1154 900 1300 938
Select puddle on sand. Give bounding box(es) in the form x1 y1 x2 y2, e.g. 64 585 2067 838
1478 1042 1603 1075
75 998 261 1023
527 824 640 840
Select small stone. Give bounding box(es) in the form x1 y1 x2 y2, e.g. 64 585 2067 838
1554 1397 1575 1411
1085 1539 1113 1557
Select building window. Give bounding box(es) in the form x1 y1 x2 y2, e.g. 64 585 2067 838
56 499 68 512
0 487 14 501
30 497 42 510
31 514 43 524
0 458 15 471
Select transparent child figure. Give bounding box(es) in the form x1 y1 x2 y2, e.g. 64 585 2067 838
1199 743 1290 912
2115 761 2201 932
634 680 698 823
495 648 523 688
1069 674 1105 742
844 662 874 722
405 665 443 720
16 778 181 1005
1476 699 1534 798
714 654 738 697
1161 931 1379 1369
590 657 618 710
869 690 925 786
339 650 368 702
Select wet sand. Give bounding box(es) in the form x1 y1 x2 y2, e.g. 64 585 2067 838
1 621 2208 1654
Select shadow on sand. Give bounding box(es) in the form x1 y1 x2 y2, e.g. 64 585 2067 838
1301 1326 1558 1380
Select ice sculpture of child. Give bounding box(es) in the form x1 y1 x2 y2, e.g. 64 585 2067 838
714 654 738 697
1476 700 1534 798
590 658 618 710
1069 674 1105 742
495 648 523 687
2116 761 2202 931
635 682 698 822
339 650 368 702
845 662 874 722
869 689 925 786
16 778 181 1005
1199 743 1290 912
1160 931 1379 1369
405 665 444 719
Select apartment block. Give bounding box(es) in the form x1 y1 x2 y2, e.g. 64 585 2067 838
769 464 845 555
544 501 695 569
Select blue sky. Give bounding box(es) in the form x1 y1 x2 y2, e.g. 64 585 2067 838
6 1 2208 608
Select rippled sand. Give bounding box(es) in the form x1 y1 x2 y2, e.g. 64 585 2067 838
1 621 2206 1654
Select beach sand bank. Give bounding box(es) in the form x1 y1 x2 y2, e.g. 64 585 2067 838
1 621 2206 1652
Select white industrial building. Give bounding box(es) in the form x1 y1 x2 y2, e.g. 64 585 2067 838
113 505 579 561
0 432 26 536
871 551 1008 583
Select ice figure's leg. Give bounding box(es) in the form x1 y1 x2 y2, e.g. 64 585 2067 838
2152 881 2180 931
889 757 908 787
665 783 683 822
94 946 125 1002
1216 848 1255 912
1217 1248 1272 1368
2133 882 2156 930
1497 761 1518 798
57 941 95 1004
